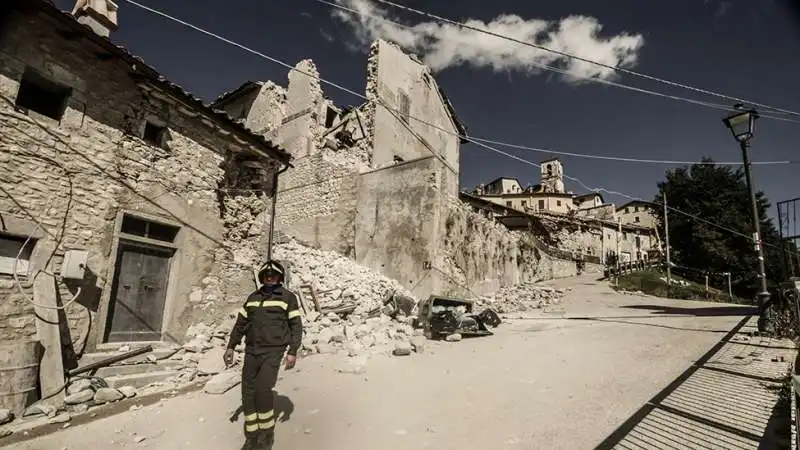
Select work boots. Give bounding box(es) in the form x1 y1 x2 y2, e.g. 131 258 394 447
253 431 275 449
240 435 259 450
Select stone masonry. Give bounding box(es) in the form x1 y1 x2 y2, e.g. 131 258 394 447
0 3 289 367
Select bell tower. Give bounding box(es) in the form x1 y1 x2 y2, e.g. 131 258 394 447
540 158 565 193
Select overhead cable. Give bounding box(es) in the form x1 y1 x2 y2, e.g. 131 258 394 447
369 0 800 119
116 0 799 256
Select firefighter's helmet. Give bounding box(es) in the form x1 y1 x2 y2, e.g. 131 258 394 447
257 260 285 284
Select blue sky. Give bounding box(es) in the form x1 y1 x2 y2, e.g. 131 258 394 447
56 0 800 217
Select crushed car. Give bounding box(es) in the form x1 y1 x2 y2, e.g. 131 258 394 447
415 295 501 340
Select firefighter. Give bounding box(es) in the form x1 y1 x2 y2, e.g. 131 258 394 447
223 260 303 450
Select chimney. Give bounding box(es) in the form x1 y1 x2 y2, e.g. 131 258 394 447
72 0 119 38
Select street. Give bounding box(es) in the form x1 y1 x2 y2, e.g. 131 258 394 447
12 276 780 450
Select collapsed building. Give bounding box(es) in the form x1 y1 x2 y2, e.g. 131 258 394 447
0 0 291 411
214 40 604 301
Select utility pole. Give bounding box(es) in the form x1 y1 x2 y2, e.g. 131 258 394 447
664 194 672 296
740 138 772 332
726 272 733 301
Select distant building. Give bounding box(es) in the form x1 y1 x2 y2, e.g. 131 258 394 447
617 200 657 228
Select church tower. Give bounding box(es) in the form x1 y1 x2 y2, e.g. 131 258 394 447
540 158 565 193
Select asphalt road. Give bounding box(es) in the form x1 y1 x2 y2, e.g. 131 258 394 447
14 275 755 450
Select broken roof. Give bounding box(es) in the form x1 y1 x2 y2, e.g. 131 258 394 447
211 81 265 109
15 0 291 164
436 86 468 144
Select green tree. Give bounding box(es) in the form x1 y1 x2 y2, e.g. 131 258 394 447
653 158 785 300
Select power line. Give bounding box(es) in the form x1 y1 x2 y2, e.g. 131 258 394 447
467 136 799 166
120 0 797 173
116 0 799 259
316 0 800 125
368 0 800 119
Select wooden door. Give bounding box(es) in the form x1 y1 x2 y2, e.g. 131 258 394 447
105 242 172 342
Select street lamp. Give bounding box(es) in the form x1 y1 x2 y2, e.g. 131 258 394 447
722 106 772 333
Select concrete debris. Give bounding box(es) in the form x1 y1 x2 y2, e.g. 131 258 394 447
273 240 416 315
477 282 566 313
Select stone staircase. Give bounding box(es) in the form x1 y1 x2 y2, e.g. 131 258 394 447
76 343 183 389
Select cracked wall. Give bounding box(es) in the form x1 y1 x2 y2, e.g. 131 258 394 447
0 11 280 357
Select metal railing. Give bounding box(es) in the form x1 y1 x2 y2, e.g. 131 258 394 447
604 258 663 278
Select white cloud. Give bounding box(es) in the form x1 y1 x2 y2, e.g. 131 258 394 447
332 0 645 83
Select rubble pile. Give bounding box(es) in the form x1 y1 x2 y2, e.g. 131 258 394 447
273 240 416 315
167 308 432 394
477 282 567 313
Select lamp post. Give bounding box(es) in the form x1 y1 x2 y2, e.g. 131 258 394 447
722 106 772 332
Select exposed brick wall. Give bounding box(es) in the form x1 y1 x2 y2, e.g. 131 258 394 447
0 10 278 352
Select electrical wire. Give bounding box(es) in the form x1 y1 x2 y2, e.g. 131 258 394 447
117 0 800 261
120 0 797 172
9 195 83 311
368 0 800 119
316 0 800 125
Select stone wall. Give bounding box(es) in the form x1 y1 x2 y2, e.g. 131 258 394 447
542 215 659 263
275 151 361 256
0 10 279 355
433 193 594 297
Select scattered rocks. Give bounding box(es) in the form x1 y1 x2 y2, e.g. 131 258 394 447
445 333 463 342
477 282 566 313
392 342 412 356
204 371 241 395
23 402 57 418
118 386 138 398
65 390 94 405
48 413 71 424
66 379 93 396
93 388 124 404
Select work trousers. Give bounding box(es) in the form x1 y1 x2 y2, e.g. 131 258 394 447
241 348 284 437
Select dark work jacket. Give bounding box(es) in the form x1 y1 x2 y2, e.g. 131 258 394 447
227 284 303 356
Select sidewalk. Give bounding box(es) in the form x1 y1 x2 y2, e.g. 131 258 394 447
597 316 796 450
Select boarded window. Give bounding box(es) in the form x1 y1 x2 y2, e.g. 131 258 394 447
0 234 35 276
15 68 72 121
397 90 410 124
